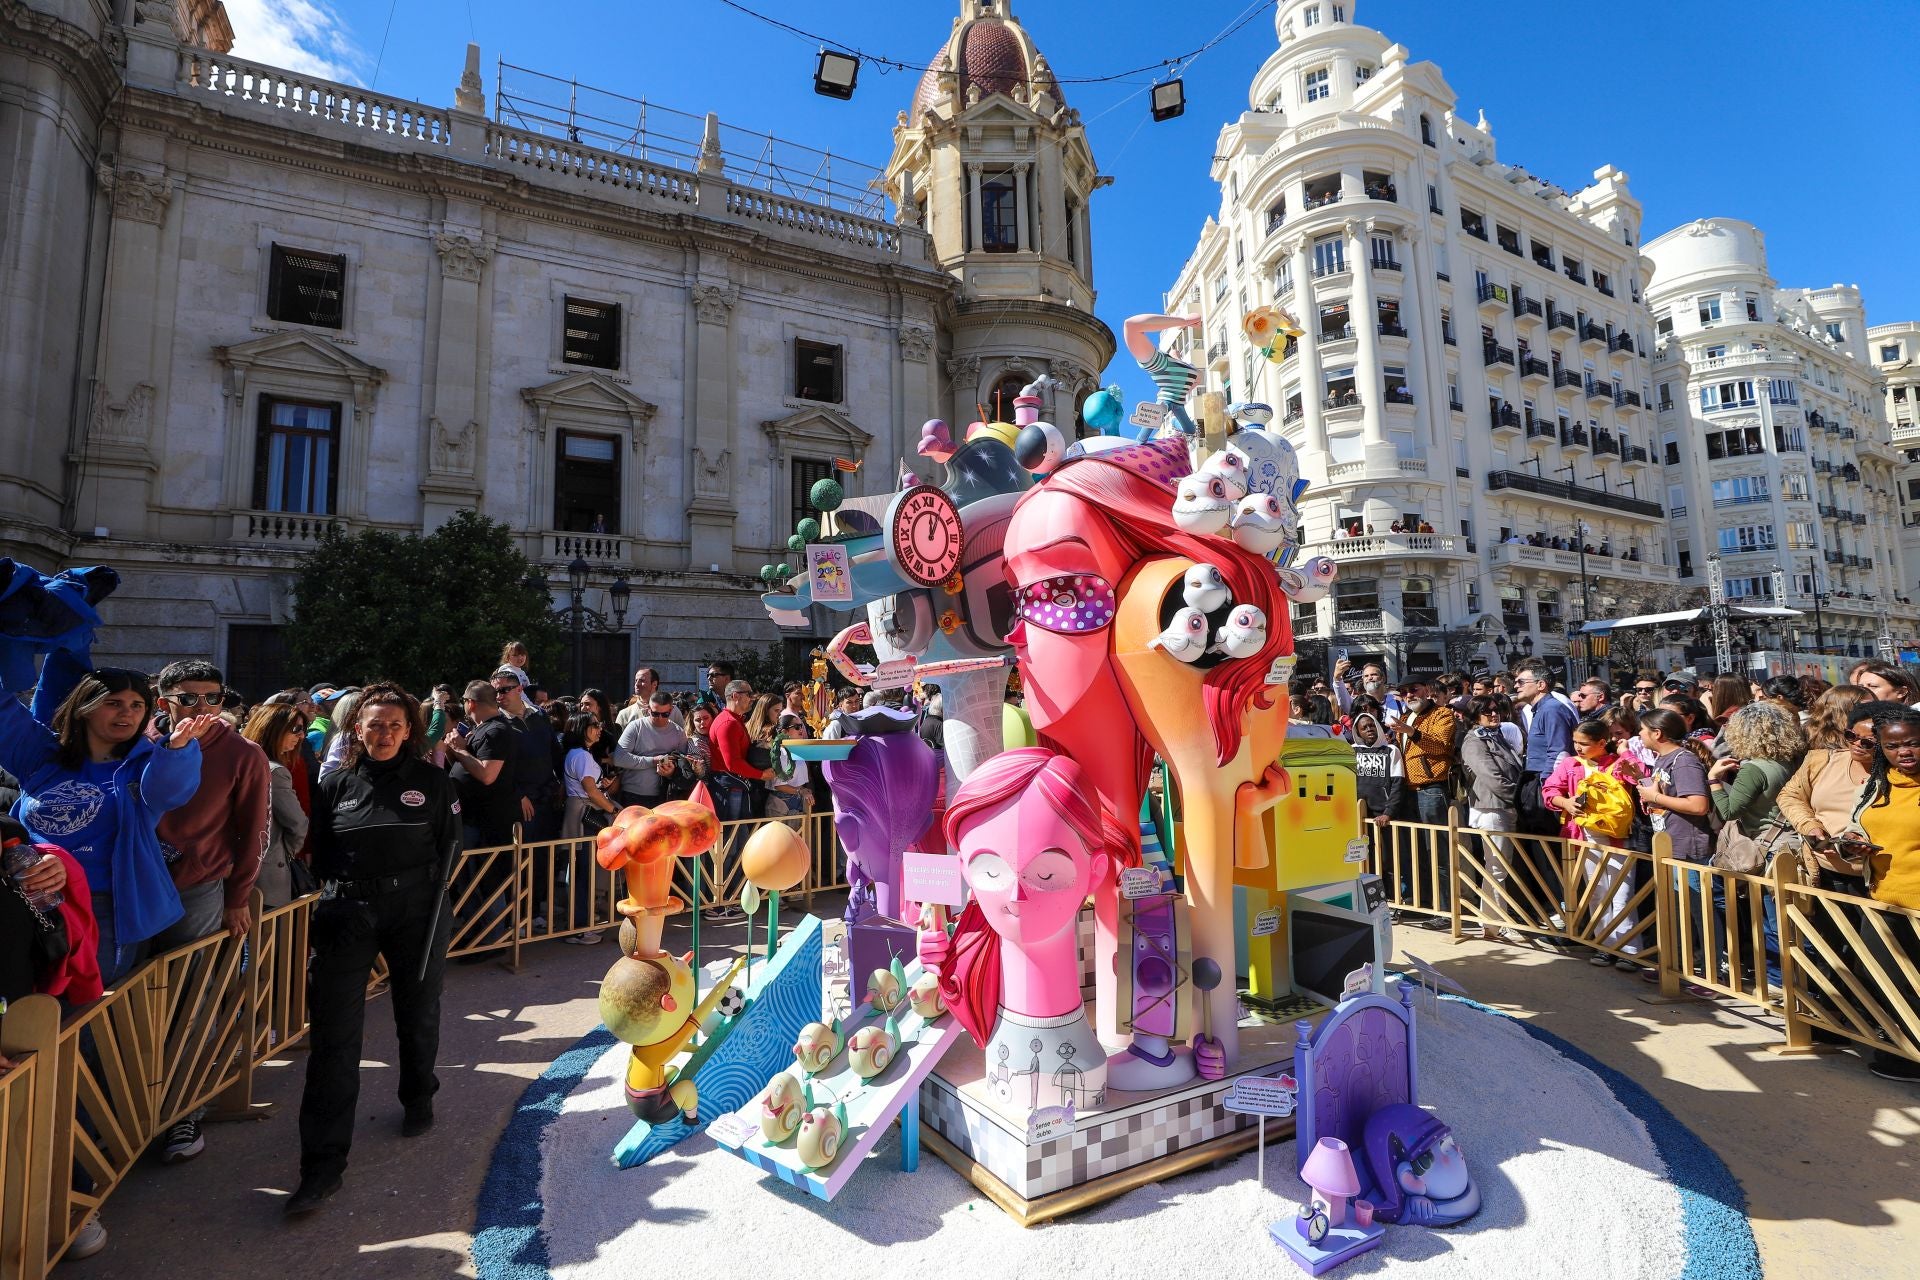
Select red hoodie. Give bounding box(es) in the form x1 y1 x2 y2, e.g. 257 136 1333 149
28 845 103 1004
148 718 271 911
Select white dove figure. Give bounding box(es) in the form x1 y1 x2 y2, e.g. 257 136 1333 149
1211 604 1268 658
1229 493 1288 555
1181 563 1231 613
1197 446 1251 501
1171 473 1235 536
1277 555 1339 603
1147 606 1211 662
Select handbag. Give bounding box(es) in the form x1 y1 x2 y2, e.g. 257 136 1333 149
288 856 320 899
4 858 71 972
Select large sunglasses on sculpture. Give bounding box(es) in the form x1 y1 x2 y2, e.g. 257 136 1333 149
1014 574 1117 634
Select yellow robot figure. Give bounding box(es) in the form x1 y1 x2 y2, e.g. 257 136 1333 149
1234 736 1363 1007
601 952 748 1124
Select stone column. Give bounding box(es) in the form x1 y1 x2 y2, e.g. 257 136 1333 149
967 165 984 254
81 157 178 535
420 228 491 530
686 280 739 571
1290 239 1328 456
1014 164 1030 252
1347 220 1387 451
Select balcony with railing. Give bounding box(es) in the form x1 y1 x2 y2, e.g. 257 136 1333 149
1489 540 1676 581
1615 388 1642 408
1384 385 1416 407
1266 203 1287 235
1491 403 1522 432
1483 342 1516 368
1608 333 1636 354
1560 424 1591 450
1497 227 1522 256
1813 459 1833 474
1377 319 1408 337
1371 255 1402 273
1486 469 1663 518
1842 464 1862 481
1513 293 1544 320
1524 413 1556 442
1207 339 1230 365
1362 177 1398 203
231 511 346 548
1304 179 1344 209
1324 389 1363 414
1319 322 1356 342
1476 282 1508 307
1853 512 1868 526
1461 213 1489 240
1565 264 1588 284
1449 394 1464 412
1592 430 1619 456
1519 355 1551 380
1548 308 1576 332
1717 492 1774 508
548 531 634 565
1316 532 1470 563
1580 321 1608 345
1624 444 1650 463
1532 246 1555 270
1553 368 1583 390
1586 377 1615 401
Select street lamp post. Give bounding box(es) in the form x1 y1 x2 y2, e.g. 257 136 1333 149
1574 520 1594 685
567 556 590 695
539 558 632 695
1805 556 1829 655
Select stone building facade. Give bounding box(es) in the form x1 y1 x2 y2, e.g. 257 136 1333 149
1644 219 1915 661
0 0 1110 692
1871 320 1920 646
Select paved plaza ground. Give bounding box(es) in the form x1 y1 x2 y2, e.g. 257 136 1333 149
72 899 1920 1279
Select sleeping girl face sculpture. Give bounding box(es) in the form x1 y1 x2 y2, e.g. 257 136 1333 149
957 779 1108 952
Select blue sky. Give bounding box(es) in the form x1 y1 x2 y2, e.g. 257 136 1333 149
229 0 1920 386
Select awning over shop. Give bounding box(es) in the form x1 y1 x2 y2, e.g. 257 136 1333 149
1579 605 1801 635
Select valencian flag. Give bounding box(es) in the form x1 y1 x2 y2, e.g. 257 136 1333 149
833 458 862 474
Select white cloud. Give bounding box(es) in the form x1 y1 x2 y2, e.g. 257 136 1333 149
221 0 364 84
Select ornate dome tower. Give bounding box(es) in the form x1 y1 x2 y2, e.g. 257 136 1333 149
886 0 1113 428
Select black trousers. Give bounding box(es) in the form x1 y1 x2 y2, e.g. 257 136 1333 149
299 883 451 1181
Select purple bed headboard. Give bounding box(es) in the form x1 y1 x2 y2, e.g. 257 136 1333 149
1291 982 1418 1176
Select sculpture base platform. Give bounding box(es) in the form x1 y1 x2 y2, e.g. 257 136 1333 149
1268 1215 1385 1274
918 994 1324 1225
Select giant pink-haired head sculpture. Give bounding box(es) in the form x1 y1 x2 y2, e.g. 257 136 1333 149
822 731 939 922
935 747 1109 1049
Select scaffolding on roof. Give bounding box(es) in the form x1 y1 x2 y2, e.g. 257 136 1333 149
493 61 890 220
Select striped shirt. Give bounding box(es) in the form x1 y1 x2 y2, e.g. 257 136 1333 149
1142 350 1200 407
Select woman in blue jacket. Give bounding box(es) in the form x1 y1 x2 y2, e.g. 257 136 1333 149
0 665 216 985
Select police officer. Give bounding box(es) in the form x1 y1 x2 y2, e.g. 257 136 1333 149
287 683 459 1217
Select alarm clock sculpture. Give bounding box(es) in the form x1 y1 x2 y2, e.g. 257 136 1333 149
758 418 1038 786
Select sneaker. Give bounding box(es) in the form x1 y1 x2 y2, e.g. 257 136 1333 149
1868 1051 1920 1083
1614 958 1642 973
67 1214 106 1260
1589 952 1614 967
563 930 603 946
1495 928 1529 946
161 1117 204 1164
531 915 548 932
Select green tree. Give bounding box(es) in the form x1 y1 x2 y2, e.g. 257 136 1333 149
287 510 562 692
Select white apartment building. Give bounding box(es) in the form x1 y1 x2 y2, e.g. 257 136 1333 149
1644 220 1914 664
1871 320 1920 655
1164 0 1675 679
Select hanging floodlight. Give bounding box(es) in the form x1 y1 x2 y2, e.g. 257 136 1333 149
1150 77 1186 122
814 48 860 99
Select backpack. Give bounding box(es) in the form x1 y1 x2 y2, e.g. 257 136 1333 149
1573 764 1636 840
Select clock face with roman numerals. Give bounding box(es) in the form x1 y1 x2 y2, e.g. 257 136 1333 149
885 484 963 588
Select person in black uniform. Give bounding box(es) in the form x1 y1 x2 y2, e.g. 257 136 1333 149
286 683 459 1217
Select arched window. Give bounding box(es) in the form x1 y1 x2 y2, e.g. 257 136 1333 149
988 373 1026 423
981 172 1017 252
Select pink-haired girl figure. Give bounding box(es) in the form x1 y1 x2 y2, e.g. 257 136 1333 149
919 747 1108 1112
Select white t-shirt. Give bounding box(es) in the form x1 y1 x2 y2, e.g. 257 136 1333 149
563 747 602 799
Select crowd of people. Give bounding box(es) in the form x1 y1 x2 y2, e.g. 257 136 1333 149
1288 654 1920 1087
0 640 938 1240
5 635 1919 1243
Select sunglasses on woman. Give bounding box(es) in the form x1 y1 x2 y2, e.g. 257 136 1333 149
1848 731 1878 750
